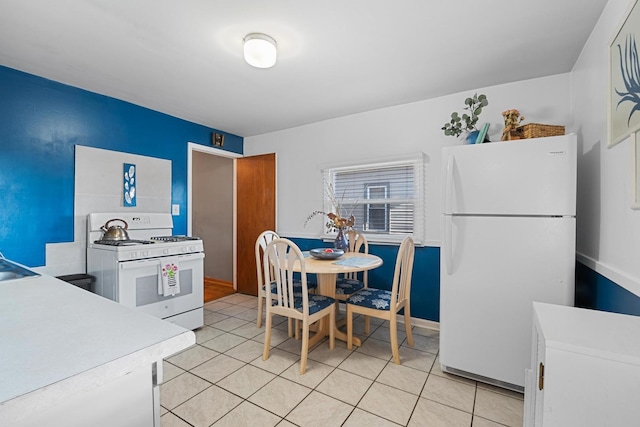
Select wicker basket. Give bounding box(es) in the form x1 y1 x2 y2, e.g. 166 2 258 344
515 123 565 139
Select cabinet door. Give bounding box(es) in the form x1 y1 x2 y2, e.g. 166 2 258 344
532 328 545 426
524 322 544 427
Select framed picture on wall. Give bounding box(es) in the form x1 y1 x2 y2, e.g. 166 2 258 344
609 0 640 148
631 133 640 209
212 132 225 147
123 163 136 207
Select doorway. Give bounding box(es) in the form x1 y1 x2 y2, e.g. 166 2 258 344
188 143 275 301
192 150 234 302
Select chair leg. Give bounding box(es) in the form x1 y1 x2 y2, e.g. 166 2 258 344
346 305 353 350
257 295 264 328
295 319 300 340
287 318 293 338
263 313 272 361
329 307 335 350
390 314 400 364
300 319 310 374
404 306 414 347
364 315 370 335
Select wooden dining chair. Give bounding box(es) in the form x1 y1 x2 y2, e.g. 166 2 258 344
346 236 415 364
336 231 368 298
262 238 335 374
255 230 317 329
255 230 279 328
335 231 369 322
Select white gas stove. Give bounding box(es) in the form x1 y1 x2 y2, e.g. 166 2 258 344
87 213 204 330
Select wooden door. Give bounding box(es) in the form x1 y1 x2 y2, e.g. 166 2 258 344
236 153 276 295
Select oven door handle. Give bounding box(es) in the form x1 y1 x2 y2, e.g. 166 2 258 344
119 258 163 270
118 252 205 270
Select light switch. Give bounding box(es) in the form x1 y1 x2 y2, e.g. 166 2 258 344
171 204 180 216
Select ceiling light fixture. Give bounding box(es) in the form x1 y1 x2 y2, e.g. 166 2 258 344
243 33 277 69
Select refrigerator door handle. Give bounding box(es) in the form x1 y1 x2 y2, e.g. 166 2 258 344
444 155 454 214
443 215 453 275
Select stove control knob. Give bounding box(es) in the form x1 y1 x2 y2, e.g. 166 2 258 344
181 246 187 253
131 252 138 259
142 250 149 257
189 245 196 252
163 248 169 255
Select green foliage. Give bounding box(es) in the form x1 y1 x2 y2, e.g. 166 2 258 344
442 93 489 138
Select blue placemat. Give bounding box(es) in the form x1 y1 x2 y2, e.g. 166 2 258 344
333 257 377 267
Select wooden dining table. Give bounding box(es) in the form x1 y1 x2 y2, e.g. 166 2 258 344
292 251 383 348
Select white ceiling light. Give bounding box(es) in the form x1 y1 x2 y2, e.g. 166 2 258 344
243 33 277 69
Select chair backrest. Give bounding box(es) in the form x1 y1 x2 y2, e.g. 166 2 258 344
255 230 279 291
263 238 309 316
345 231 369 282
390 236 415 310
346 230 368 254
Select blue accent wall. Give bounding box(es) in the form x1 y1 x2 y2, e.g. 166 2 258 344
6 64 637 324
289 239 640 322
290 237 441 322
0 65 242 266
576 261 640 316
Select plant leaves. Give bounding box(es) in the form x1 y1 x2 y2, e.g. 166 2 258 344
443 93 489 138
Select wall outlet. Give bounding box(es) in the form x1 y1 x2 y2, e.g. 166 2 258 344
171 204 180 216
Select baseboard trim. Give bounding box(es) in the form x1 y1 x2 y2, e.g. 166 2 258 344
387 313 440 332
405 316 440 332
204 277 234 289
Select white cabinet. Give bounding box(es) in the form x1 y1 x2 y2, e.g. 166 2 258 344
524 302 640 426
0 274 195 426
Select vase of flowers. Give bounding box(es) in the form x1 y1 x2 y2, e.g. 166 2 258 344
305 182 357 248
334 227 348 250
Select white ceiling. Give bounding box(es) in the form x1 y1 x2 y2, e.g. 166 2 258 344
0 0 608 137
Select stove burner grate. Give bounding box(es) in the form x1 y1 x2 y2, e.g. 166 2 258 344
151 236 201 242
93 239 156 246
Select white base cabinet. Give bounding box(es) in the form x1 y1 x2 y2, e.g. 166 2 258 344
524 302 640 426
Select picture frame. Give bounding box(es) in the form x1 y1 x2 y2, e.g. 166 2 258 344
212 132 225 147
123 163 136 207
608 0 640 148
631 132 640 209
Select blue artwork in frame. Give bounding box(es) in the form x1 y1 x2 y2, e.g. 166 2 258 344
123 163 136 207
609 0 640 147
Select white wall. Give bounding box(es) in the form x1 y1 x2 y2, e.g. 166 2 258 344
572 0 640 296
244 74 572 246
36 146 171 276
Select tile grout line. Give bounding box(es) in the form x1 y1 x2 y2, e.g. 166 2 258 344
166 294 521 426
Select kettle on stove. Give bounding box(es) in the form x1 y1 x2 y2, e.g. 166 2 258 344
100 219 130 241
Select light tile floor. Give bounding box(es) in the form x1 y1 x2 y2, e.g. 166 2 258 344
160 294 524 427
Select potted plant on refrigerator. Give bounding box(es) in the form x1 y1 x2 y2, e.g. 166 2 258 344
442 93 489 143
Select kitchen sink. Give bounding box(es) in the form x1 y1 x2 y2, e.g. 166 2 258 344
0 258 40 281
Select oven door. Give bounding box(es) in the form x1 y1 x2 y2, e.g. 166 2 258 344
117 252 204 321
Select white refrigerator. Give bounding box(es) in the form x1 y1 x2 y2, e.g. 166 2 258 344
439 134 577 391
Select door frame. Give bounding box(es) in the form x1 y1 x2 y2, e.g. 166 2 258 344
187 142 242 290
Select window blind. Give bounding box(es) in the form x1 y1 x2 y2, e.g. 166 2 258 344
321 154 426 244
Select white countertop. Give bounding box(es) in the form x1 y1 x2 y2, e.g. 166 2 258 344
533 302 640 366
0 272 195 422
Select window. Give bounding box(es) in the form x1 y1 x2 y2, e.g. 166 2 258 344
364 183 389 232
321 153 426 244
